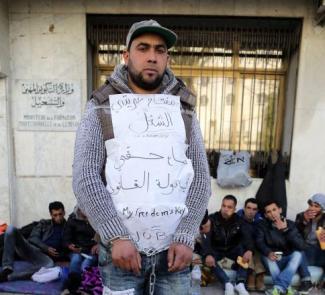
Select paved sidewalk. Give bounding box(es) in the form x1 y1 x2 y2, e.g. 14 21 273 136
0 284 324 295
201 283 324 295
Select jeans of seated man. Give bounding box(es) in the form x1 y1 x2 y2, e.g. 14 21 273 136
261 251 302 293
69 252 98 274
209 245 248 287
301 244 325 282
98 244 191 295
64 252 98 293
1 225 54 281
297 252 312 282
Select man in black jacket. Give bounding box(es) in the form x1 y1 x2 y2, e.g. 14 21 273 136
237 198 265 291
295 193 325 292
0 201 66 282
202 195 252 295
62 207 98 294
256 200 307 295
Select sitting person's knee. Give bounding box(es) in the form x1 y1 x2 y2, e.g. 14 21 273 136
5 225 18 235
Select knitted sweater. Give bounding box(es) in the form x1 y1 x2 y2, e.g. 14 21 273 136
72 65 211 250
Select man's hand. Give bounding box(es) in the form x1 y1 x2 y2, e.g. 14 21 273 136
111 239 141 275
47 247 59 257
167 243 193 272
273 216 287 230
268 252 277 261
242 250 252 263
304 209 317 222
205 255 216 267
91 244 99 255
68 244 82 253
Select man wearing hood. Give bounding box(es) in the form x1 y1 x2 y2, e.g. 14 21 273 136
73 19 210 294
295 193 325 293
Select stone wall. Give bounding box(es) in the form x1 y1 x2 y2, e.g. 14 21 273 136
3 0 325 224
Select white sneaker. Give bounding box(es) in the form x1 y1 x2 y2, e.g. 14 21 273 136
225 282 235 295
235 282 249 295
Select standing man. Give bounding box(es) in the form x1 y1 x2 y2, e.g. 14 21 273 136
73 19 211 294
256 201 307 295
295 193 325 293
237 198 265 291
202 195 252 295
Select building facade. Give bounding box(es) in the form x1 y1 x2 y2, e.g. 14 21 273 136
0 0 324 225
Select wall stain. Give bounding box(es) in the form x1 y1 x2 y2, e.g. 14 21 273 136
49 24 55 33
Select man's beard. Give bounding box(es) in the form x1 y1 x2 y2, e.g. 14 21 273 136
127 63 164 91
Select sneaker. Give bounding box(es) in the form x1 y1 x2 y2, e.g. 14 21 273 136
286 286 298 295
235 282 249 295
265 287 285 295
298 280 313 294
225 282 235 295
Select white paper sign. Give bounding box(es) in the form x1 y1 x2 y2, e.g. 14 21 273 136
109 93 186 140
106 94 194 254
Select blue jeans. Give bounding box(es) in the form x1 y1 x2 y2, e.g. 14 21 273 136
208 245 247 287
304 244 325 267
297 252 311 281
300 244 325 281
99 244 191 295
69 252 98 274
1 225 54 281
262 251 302 292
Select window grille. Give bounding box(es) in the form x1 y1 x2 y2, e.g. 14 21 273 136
87 15 302 178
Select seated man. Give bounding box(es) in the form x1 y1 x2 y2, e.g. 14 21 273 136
237 198 266 291
296 193 325 292
256 200 307 295
193 210 213 287
193 210 211 260
0 201 66 282
202 195 252 295
62 207 98 294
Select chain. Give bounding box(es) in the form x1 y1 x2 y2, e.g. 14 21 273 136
149 254 157 295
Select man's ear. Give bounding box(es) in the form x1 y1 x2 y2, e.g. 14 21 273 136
279 207 282 214
123 50 129 66
166 54 170 65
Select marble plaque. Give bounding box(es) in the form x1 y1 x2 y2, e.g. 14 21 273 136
15 79 81 131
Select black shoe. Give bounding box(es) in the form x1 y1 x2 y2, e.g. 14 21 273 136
64 272 81 293
0 268 13 282
298 280 313 294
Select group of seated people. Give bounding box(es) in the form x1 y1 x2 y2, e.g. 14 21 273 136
194 193 325 295
0 201 98 295
0 195 324 295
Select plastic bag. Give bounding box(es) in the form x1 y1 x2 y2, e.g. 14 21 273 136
191 264 201 281
31 266 61 283
217 150 252 188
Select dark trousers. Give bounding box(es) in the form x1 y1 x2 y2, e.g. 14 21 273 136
209 245 248 287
